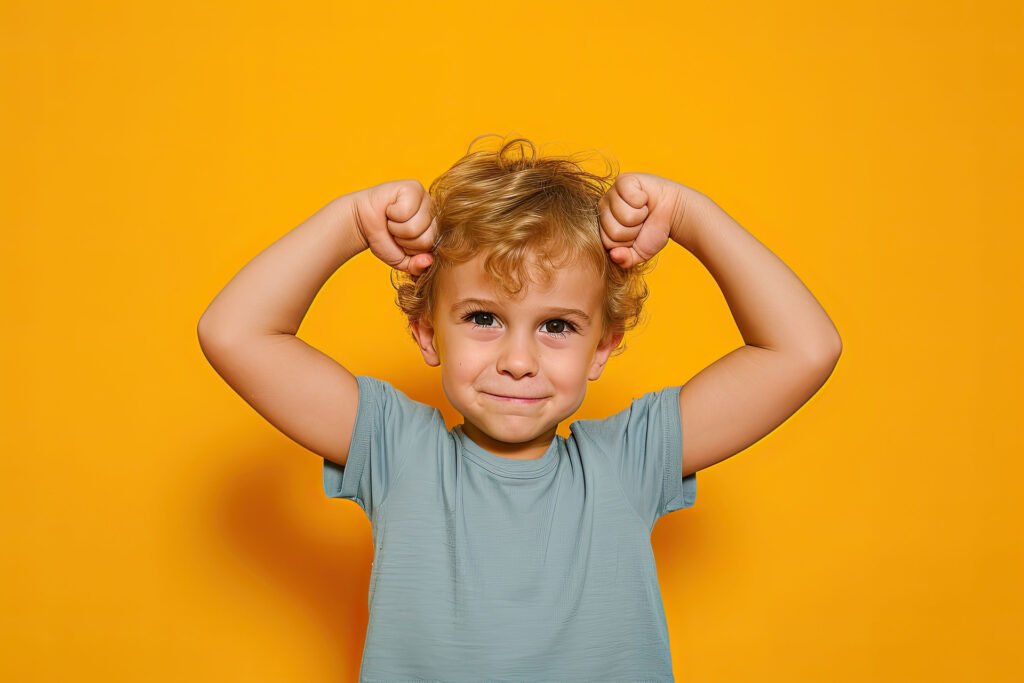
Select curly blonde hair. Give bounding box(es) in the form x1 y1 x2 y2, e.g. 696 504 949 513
392 134 657 357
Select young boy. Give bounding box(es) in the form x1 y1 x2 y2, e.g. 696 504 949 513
198 136 842 681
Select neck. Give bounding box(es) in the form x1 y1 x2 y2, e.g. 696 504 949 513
460 421 556 460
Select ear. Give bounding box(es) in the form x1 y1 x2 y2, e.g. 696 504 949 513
410 316 441 367
588 325 625 380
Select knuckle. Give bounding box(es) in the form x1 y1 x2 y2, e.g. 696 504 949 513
600 230 626 250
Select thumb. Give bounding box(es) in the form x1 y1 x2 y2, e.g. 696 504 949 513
409 253 433 277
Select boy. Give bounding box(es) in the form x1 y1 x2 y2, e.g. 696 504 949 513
198 135 842 681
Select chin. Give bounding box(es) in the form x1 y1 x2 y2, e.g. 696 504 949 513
480 417 547 442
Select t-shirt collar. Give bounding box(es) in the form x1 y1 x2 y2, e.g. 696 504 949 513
452 424 561 478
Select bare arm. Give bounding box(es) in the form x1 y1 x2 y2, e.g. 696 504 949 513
671 191 842 477
197 196 367 465
198 197 366 339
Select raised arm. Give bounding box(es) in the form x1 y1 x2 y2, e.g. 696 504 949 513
670 189 842 476
196 196 368 465
197 180 436 465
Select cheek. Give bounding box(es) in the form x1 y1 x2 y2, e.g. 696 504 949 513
548 352 590 380
442 339 486 375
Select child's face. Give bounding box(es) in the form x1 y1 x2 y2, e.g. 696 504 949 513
410 251 623 460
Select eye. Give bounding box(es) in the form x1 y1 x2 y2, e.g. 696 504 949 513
542 320 578 337
464 310 497 327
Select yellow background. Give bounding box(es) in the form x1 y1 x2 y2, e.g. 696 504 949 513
2 1 1021 680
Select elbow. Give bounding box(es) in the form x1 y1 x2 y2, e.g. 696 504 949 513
827 328 843 359
784 326 841 370
808 330 842 371
197 316 234 352
197 316 214 347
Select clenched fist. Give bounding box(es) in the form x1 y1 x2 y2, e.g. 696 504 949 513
598 172 693 269
350 179 437 277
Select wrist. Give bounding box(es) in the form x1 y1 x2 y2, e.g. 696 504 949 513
669 186 709 251
330 193 370 256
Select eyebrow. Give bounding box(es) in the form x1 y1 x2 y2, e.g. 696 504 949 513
451 297 592 325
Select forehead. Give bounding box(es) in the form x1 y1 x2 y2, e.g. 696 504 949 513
438 252 604 311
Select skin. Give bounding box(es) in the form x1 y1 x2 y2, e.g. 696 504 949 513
199 173 841 477
409 253 624 460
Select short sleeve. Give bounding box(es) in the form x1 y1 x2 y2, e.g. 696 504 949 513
322 375 444 520
576 385 696 528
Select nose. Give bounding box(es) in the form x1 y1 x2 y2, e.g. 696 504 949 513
496 328 539 379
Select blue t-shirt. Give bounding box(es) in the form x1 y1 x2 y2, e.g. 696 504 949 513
324 375 697 682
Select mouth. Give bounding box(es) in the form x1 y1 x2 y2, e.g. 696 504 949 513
482 392 547 404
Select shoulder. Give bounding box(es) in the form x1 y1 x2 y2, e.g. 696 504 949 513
570 385 681 439
357 375 440 410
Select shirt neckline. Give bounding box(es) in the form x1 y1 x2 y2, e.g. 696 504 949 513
452 424 561 478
